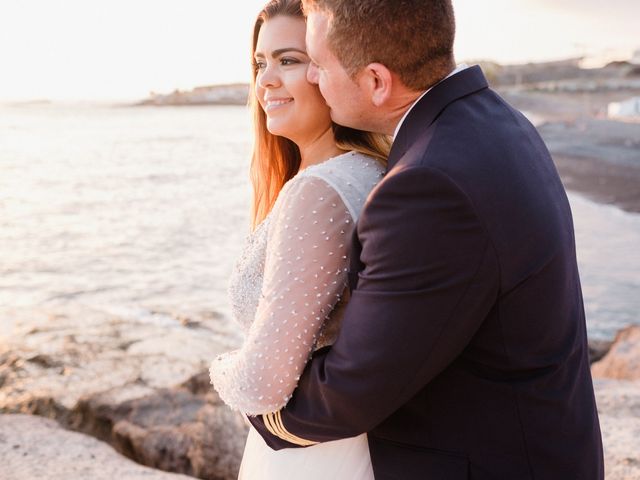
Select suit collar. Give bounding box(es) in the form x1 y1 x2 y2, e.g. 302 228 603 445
393 64 470 140
387 65 489 171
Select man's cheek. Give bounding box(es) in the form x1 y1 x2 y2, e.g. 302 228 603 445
320 80 334 102
317 81 329 103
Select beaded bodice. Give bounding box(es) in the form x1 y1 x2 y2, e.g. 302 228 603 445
226 215 271 336
210 151 385 415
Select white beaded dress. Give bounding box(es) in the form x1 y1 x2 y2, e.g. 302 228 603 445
209 151 385 479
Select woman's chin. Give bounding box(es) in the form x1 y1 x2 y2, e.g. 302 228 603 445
266 121 292 139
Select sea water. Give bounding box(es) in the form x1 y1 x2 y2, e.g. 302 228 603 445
1 103 638 340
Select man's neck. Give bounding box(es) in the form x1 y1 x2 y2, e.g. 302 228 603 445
382 91 426 136
392 63 469 139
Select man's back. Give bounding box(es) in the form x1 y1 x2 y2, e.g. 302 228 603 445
359 66 604 478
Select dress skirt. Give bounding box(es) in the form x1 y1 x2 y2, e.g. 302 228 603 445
238 426 374 479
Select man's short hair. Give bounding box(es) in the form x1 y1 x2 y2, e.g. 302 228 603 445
302 0 456 90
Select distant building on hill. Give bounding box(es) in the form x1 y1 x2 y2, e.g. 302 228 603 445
493 57 584 86
138 84 249 106
608 96 640 120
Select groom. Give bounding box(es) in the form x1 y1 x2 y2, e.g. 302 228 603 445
248 1 604 478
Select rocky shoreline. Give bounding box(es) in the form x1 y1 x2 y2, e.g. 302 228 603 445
591 326 640 479
0 306 248 480
1 304 639 479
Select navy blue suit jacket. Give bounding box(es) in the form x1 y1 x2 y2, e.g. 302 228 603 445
248 66 604 479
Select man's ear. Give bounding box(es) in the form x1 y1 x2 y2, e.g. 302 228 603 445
360 62 393 107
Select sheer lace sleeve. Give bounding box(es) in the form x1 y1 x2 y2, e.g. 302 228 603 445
209 175 355 415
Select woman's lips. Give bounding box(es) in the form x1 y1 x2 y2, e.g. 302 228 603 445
264 97 294 111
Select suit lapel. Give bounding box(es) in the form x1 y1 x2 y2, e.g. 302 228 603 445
387 65 489 172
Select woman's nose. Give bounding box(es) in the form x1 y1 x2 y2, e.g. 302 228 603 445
258 64 280 89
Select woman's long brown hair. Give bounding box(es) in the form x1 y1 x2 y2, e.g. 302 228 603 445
249 0 390 230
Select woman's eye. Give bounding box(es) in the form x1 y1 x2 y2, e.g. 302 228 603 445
280 57 299 66
254 61 266 71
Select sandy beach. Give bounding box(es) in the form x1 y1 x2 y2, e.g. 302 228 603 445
498 81 640 215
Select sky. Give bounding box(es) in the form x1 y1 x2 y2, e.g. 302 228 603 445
0 0 638 102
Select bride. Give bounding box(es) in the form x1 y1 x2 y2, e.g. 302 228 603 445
209 0 389 478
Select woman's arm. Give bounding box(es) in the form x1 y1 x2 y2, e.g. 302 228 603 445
209 175 355 415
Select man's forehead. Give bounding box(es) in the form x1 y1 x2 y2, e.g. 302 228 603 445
306 10 330 37
305 10 330 59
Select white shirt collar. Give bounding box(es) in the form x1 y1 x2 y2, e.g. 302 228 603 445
393 63 469 139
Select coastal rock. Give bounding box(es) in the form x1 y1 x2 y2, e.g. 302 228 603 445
592 328 640 479
0 306 247 479
593 379 640 479
76 373 248 480
0 413 195 480
592 325 640 380
589 338 614 364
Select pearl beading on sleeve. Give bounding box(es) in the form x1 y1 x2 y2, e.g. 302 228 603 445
211 152 385 415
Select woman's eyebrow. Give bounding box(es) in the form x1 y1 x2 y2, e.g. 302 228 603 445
254 47 307 59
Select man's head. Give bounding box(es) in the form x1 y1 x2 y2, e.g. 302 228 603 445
303 0 456 134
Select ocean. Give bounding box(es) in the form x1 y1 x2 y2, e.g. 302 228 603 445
1 103 639 341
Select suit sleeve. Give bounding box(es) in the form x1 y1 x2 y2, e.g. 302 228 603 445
248 165 500 449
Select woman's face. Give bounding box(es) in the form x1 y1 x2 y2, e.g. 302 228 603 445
254 15 332 144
